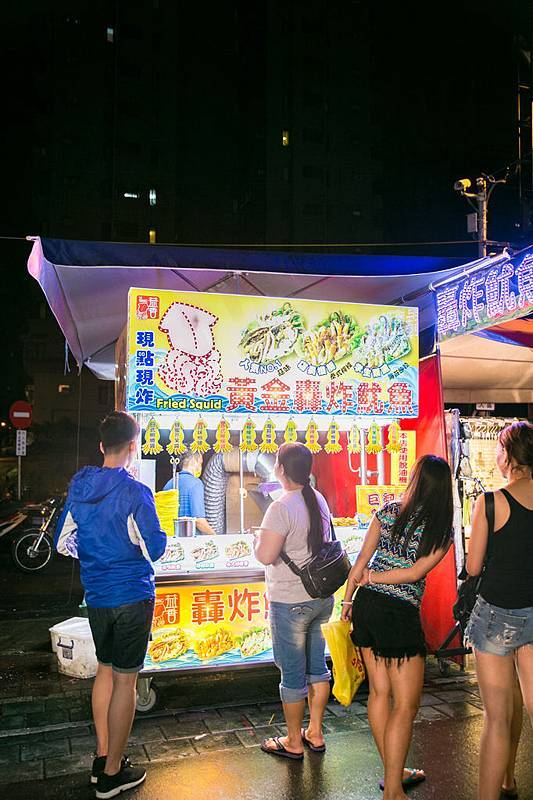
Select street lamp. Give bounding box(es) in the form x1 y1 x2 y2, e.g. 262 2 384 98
454 172 508 257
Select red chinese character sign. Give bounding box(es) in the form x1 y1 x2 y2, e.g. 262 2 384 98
146 582 273 671
436 250 533 341
126 288 419 419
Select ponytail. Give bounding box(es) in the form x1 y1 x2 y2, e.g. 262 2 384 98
277 442 326 557
302 481 325 557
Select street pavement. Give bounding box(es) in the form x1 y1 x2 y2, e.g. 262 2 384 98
2 709 532 800
1 544 533 799
1 667 532 800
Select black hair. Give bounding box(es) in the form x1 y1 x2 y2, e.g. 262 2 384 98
277 442 325 557
99 411 140 454
390 454 453 558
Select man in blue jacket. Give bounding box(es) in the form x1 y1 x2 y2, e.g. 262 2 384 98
55 411 166 799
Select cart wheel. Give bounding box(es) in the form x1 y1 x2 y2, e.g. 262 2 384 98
438 659 451 677
136 686 157 713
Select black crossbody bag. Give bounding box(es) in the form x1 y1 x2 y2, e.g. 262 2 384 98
279 519 351 599
453 491 494 633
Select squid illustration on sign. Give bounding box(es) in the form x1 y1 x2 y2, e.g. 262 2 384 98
158 302 223 395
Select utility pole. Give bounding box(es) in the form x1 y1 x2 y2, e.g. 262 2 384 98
454 173 507 257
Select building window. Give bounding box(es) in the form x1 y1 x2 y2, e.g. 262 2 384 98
106 26 114 43
149 228 157 244
282 130 290 147
123 192 139 199
149 189 157 206
58 384 71 394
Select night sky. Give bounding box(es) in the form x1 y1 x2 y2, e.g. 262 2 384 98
1 0 532 417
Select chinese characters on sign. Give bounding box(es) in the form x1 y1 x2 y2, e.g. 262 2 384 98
154 585 269 630
127 288 419 418
390 431 416 486
356 485 405 521
134 330 155 406
436 252 533 341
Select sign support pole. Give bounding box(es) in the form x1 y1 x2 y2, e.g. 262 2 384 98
17 455 21 501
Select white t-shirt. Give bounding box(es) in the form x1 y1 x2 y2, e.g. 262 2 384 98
261 488 331 603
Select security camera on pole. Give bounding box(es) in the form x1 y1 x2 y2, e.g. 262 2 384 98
453 173 508 257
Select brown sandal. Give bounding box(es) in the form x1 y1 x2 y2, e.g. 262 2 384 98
301 728 326 753
260 737 304 760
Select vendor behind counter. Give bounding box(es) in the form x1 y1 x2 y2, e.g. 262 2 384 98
163 451 216 536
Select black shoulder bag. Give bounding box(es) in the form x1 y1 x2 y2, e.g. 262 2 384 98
453 491 494 633
279 519 352 599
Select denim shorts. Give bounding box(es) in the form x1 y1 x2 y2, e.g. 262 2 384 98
269 596 334 703
465 595 533 657
88 598 155 673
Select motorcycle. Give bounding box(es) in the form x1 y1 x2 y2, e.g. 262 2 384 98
0 505 30 542
10 497 63 573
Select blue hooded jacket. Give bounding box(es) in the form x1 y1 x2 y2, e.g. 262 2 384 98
55 466 167 608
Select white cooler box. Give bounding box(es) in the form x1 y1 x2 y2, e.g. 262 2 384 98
49 617 98 679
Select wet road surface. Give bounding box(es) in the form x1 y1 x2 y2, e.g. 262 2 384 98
7 715 533 800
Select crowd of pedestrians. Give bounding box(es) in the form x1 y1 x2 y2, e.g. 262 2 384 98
55 414 533 799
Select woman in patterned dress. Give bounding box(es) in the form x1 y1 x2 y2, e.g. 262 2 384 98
341 455 454 800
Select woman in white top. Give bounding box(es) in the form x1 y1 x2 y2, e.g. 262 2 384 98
254 442 333 760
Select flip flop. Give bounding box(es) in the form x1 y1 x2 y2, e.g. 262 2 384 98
301 728 326 753
260 737 304 761
379 768 426 791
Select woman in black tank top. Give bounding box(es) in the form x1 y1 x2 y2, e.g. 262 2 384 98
466 421 533 800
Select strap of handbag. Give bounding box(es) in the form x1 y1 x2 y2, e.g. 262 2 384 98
458 490 494 582
485 491 494 540
279 517 336 576
482 490 494 568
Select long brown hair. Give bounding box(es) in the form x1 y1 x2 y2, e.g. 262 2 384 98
499 421 533 476
391 455 453 557
276 442 325 556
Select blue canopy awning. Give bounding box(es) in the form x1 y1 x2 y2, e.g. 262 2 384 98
26 236 477 379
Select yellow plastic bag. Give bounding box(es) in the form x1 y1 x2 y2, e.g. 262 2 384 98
154 489 179 537
322 619 366 706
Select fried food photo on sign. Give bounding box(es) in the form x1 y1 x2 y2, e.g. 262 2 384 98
148 627 190 663
193 625 236 660
239 302 304 363
238 627 272 658
301 310 363 365
225 539 252 560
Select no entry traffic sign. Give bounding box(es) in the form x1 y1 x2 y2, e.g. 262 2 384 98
9 401 32 429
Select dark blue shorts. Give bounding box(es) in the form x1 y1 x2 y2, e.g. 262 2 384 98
88 599 154 673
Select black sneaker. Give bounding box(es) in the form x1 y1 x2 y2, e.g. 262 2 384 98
96 764 146 798
91 755 131 785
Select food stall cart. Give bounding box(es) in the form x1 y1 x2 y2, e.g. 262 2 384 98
28 235 472 698
116 287 419 708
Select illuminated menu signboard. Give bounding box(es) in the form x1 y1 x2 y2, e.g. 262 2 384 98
436 251 533 342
